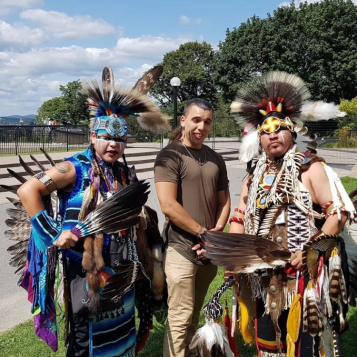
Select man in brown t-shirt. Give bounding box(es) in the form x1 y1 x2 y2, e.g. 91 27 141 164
154 98 230 357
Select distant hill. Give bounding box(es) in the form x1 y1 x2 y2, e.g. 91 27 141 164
0 114 36 124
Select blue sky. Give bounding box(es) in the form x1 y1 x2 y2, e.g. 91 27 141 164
0 0 351 116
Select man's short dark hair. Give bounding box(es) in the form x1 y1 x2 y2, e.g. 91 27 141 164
183 98 213 116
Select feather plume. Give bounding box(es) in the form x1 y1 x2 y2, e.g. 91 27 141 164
238 129 260 163
5 218 31 231
29 154 47 171
302 282 323 337
137 111 171 133
19 156 36 176
5 228 31 241
101 65 114 103
7 240 28 255
6 197 23 207
40 147 56 166
189 319 234 357
6 207 29 221
301 101 346 121
132 65 163 94
7 169 27 184
0 184 17 193
70 180 150 238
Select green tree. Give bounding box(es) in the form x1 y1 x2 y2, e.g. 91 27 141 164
150 41 218 116
339 97 357 132
212 94 241 138
37 80 89 125
214 0 357 104
36 97 67 124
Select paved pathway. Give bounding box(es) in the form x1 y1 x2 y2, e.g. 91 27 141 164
0 143 355 334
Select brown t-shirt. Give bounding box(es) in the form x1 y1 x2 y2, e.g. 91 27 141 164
154 140 229 264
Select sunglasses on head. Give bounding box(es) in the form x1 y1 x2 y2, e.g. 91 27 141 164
258 117 294 134
95 135 127 143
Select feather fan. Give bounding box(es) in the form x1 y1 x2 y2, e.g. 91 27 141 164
70 180 150 238
100 260 149 302
5 198 31 284
201 231 291 273
201 231 343 275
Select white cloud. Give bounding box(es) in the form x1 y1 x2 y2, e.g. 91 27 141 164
0 0 43 15
180 15 190 25
0 21 46 50
118 26 125 38
115 36 187 63
0 35 187 115
179 15 202 26
20 9 115 39
0 0 42 7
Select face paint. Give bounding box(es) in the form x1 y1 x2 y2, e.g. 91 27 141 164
94 136 126 162
279 130 286 143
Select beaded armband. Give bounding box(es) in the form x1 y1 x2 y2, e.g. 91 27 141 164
229 208 245 225
321 199 346 218
31 209 60 252
34 172 57 193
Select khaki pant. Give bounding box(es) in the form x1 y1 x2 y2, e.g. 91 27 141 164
163 246 217 357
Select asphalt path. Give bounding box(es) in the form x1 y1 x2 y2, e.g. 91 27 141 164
0 164 246 334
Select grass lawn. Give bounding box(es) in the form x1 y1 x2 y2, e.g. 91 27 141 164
1 178 357 357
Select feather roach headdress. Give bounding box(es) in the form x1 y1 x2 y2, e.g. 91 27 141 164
230 71 345 161
82 65 170 136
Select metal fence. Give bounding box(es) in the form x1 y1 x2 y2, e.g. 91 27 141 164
0 125 166 155
0 125 90 155
0 118 354 155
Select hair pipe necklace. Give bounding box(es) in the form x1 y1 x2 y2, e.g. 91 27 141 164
181 141 207 166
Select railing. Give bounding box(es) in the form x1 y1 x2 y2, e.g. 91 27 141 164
0 125 165 155
0 118 355 155
0 125 91 155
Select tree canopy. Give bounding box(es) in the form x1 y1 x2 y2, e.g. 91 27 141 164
150 41 217 116
214 0 357 104
36 80 89 125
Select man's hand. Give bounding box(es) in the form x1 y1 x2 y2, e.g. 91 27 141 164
224 270 239 283
290 250 304 271
192 243 209 260
53 231 78 249
210 224 223 232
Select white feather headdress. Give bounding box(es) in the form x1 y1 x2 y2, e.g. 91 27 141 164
83 65 171 135
231 71 345 161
